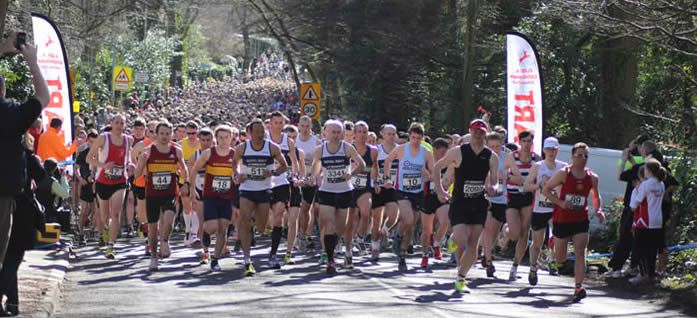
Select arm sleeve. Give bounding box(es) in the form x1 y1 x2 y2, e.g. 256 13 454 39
18 98 42 133
619 165 638 183
54 142 78 160
629 182 646 210
51 177 70 199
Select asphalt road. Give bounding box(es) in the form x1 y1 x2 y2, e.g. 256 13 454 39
55 234 690 318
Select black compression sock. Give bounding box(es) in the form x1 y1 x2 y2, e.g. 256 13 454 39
271 226 282 257
325 234 337 263
202 232 211 248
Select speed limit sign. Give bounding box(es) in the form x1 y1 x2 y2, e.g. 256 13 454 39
300 83 321 120
302 102 318 118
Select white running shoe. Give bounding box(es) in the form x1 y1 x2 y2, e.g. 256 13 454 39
148 258 159 271
509 264 518 281
604 269 623 278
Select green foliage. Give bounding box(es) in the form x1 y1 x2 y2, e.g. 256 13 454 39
0 54 32 101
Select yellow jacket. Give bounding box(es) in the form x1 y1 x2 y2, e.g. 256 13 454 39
37 127 77 162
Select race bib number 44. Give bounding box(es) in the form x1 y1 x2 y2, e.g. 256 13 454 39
152 172 172 190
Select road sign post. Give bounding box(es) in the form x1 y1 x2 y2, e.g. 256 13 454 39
300 83 321 121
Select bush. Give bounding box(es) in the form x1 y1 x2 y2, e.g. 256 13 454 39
588 199 624 254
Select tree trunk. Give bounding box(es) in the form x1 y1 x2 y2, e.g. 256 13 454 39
0 0 9 37
595 6 640 148
461 1 478 131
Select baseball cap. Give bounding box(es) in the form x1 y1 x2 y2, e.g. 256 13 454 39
543 136 559 149
470 120 488 133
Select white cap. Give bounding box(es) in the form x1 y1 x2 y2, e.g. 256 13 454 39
543 136 559 149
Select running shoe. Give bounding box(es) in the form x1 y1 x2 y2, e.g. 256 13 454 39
269 255 281 269
573 287 587 302
421 255 429 269
528 270 538 286
370 248 380 262
548 262 559 276
446 238 457 254
105 246 115 259
102 229 109 243
455 277 470 293
398 257 407 272
434 246 442 260
211 258 221 271
160 241 171 258
148 258 159 272
190 236 201 248
200 252 210 264
486 263 496 278
145 245 151 257
320 252 328 265
98 237 106 247
480 257 489 268
244 263 256 276
326 262 337 275
344 256 353 269
222 246 231 256
509 264 518 281
284 253 295 265
336 238 345 255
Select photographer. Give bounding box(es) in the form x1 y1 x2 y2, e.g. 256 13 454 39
606 134 651 278
0 32 50 271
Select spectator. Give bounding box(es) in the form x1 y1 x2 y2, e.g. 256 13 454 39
36 117 83 162
27 117 42 153
0 32 50 271
0 143 46 316
35 159 70 225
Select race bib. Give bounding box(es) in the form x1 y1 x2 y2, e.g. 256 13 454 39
152 172 172 190
327 168 346 183
105 165 124 180
248 166 267 181
212 176 231 193
352 173 368 188
305 164 313 179
462 181 485 198
196 171 205 190
402 173 422 191
565 194 586 211
538 193 554 209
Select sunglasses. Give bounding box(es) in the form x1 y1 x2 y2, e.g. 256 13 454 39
574 154 589 159
148 130 155 134
187 132 197 135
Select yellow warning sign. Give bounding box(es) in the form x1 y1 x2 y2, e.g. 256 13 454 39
300 83 321 120
113 66 133 91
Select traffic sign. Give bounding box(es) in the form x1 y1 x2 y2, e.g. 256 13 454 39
113 66 132 91
134 71 149 83
300 83 321 120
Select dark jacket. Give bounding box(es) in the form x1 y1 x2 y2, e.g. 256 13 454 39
0 98 42 196
8 149 46 253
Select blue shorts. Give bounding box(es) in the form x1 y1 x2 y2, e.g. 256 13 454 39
240 189 272 204
203 198 233 221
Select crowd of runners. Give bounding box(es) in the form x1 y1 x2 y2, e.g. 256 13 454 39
28 63 676 305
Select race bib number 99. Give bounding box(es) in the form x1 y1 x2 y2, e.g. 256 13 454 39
565 194 586 211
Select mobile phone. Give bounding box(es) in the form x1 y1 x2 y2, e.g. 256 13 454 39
14 32 26 50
